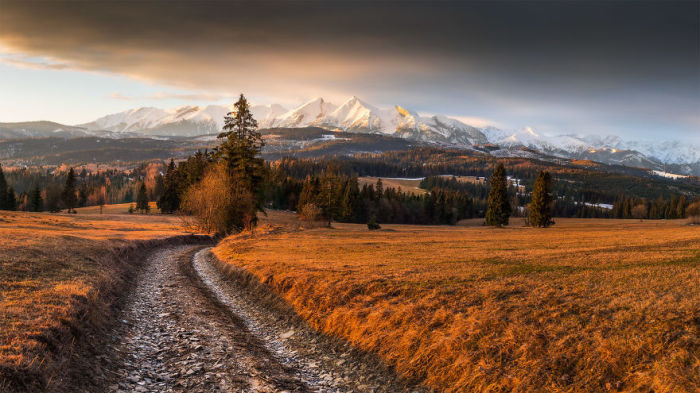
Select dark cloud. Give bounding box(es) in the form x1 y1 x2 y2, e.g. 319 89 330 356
0 0 697 138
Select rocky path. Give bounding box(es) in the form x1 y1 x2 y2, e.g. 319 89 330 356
94 245 424 393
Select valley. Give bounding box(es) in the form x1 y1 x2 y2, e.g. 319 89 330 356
2 209 698 393
2 1 697 392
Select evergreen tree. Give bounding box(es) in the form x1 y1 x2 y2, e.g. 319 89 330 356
62 167 78 213
29 185 43 212
485 162 511 227
6 187 16 211
78 185 88 207
340 178 361 222
213 94 266 228
0 164 7 210
158 159 181 213
45 184 62 212
529 171 554 227
136 182 150 213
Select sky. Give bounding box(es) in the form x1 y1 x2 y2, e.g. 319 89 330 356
0 0 698 141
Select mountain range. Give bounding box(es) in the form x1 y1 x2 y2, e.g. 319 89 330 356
1 96 698 175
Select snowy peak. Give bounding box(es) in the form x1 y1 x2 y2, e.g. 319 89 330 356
252 103 288 127
82 107 168 132
327 96 388 132
274 97 337 128
488 125 700 168
75 97 697 168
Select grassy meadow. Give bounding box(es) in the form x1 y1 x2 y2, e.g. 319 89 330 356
0 209 188 389
358 177 427 195
214 215 700 392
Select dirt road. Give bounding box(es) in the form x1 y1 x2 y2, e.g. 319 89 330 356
81 245 424 393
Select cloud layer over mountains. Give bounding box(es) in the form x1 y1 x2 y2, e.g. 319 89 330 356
1 1 697 140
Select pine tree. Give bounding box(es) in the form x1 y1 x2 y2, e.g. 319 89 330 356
158 159 181 213
0 164 8 210
341 178 361 222
78 185 88 207
62 167 78 213
6 187 16 211
529 171 554 227
136 182 150 213
212 94 266 229
485 162 511 227
30 185 43 212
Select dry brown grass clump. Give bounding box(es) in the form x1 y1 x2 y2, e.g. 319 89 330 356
214 217 700 392
0 210 188 390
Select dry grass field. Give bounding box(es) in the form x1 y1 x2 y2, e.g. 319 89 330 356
0 210 188 389
73 201 160 214
214 216 700 392
358 177 427 195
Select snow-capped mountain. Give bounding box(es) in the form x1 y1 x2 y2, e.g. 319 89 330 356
79 96 488 145
265 96 488 145
487 126 699 167
3 96 696 174
80 104 289 137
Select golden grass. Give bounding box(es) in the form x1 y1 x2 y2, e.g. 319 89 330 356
0 210 187 386
358 176 427 195
73 201 159 215
214 217 700 392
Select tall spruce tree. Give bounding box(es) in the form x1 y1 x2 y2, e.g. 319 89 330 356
6 187 16 211
529 171 554 227
0 163 8 210
62 167 78 213
485 162 511 227
158 159 180 213
340 178 361 222
30 185 43 212
213 94 266 228
136 182 150 213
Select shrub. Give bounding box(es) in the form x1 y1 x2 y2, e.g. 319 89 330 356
631 203 647 221
367 215 381 230
687 201 700 224
181 163 255 235
298 203 323 228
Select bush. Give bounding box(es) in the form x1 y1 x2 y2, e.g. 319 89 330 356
299 203 322 223
687 201 700 224
367 216 381 230
631 203 647 220
181 163 255 235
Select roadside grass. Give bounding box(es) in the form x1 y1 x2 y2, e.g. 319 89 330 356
0 210 188 390
214 216 700 393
